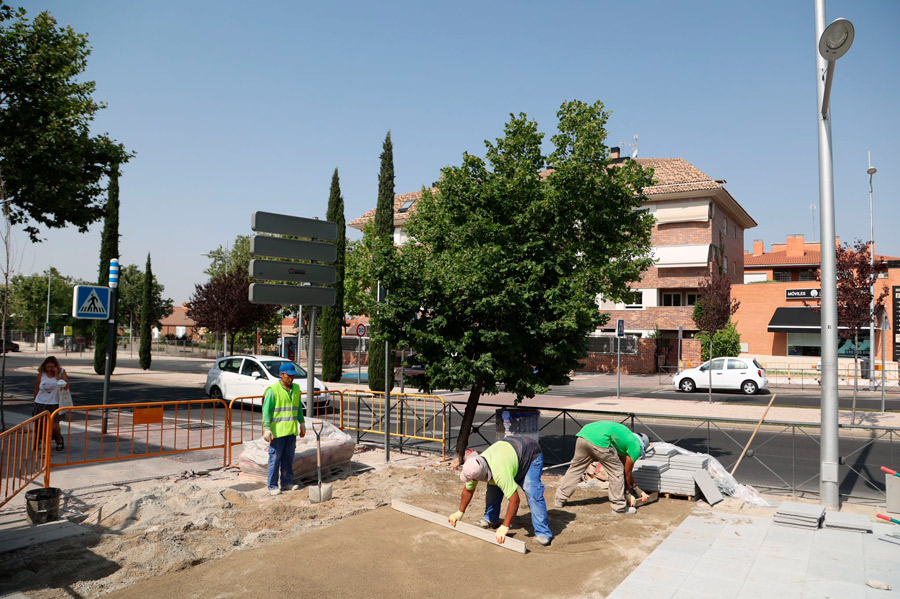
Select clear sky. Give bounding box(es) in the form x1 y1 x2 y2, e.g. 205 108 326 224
11 0 900 305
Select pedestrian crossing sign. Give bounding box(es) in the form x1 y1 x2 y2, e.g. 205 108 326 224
72 285 110 319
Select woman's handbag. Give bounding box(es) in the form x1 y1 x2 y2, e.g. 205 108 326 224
58 388 73 408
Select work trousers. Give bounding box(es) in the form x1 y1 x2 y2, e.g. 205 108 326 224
483 452 553 539
555 437 627 512
267 435 297 490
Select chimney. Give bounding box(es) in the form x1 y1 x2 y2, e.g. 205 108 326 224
753 240 764 256
610 147 620 159
786 234 805 257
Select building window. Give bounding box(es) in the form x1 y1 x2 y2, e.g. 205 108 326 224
662 292 683 307
625 291 643 309
397 199 415 213
723 255 728 274
774 270 791 282
723 217 728 235
686 293 700 306
798 269 816 281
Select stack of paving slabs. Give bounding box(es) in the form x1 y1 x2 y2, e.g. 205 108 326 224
659 468 698 496
823 511 873 533
774 501 825 530
633 459 669 492
669 454 708 472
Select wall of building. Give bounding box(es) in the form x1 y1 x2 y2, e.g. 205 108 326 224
604 306 696 333
579 338 702 374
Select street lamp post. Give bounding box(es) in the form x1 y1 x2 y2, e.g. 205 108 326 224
867 155 877 392
814 3 854 509
44 270 51 355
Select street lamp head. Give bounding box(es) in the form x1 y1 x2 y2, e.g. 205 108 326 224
867 166 877 176
819 18 855 61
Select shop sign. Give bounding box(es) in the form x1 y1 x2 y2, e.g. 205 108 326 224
785 288 820 300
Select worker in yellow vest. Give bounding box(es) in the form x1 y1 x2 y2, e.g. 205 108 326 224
263 362 306 496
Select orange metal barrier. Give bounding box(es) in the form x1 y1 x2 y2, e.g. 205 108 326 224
1 412 50 508
341 390 447 460
44 399 230 486
227 390 343 465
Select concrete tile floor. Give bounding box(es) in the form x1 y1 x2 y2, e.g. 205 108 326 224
608 512 900 599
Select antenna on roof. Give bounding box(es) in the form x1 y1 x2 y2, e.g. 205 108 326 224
619 134 639 159
809 203 818 242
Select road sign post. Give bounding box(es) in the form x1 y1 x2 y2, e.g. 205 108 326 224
101 258 119 434
355 323 366 385
616 319 624 399
677 326 683 372
249 211 338 420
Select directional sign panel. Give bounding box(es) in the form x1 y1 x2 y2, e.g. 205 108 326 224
249 283 335 307
72 285 110 319
251 211 338 241
251 234 337 263
249 259 336 285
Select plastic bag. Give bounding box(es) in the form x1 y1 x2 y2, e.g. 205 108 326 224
58 388 73 408
238 418 355 481
649 442 777 508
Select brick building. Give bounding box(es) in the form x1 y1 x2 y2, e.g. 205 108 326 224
734 234 900 364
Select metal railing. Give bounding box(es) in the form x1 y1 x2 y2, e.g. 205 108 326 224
446 400 899 503
1 412 50 509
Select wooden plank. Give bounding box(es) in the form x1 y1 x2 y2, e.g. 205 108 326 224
391 500 527 554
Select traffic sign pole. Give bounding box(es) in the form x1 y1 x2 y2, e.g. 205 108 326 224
101 258 119 434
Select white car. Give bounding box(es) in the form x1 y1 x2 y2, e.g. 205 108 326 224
673 357 768 395
205 355 329 408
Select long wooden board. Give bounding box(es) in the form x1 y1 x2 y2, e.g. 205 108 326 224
391 500 527 554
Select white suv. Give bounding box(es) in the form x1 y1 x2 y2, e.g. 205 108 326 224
205 355 329 408
673 357 768 395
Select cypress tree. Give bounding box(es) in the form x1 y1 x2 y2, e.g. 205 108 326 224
139 253 153 370
368 132 395 391
321 168 346 382
93 163 120 375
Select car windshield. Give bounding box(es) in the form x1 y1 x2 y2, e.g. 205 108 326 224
752 359 764 370
260 360 307 379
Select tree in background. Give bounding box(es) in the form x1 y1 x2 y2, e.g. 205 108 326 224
9 268 80 348
696 323 742 362
692 271 740 338
118 263 173 338
139 254 156 370
321 168 346 382
186 271 278 355
0 4 131 241
93 163 121 375
829 239 888 423
203 235 250 279
367 132 395 392
378 101 656 461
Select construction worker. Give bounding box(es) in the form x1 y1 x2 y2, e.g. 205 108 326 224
262 362 306 496
448 435 553 547
554 421 650 514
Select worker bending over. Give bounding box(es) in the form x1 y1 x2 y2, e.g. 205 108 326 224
262 362 307 496
554 421 650 514
449 435 553 547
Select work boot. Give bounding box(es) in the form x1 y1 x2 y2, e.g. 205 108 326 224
553 497 566 508
268 488 282 496
534 535 552 546
477 517 501 529
613 506 637 515
281 484 300 491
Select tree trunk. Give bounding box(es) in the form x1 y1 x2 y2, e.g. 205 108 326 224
454 380 484 464
851 333 858 425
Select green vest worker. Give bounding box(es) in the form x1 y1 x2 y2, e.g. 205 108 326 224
262 362 306 496
554 421 650 514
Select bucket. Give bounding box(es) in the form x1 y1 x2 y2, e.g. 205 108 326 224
25 487 62 524
495 408 540 442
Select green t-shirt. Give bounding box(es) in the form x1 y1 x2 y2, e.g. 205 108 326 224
577 421 641 462
464 437 538 498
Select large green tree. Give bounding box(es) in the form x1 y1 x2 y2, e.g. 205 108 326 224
139 254 154 370
93 163 121 374
378 101 656 461
321 168 346 382
118 262 173 337
9 268 80 347
367 132 395 392
0 4 131 241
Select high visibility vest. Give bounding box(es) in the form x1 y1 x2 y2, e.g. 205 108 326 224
267 382 302 438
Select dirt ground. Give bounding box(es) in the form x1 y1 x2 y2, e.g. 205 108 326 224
1 449 768 599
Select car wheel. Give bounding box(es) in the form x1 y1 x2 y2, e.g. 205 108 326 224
209 386 223 400
741 380 758 395
679 378 696 393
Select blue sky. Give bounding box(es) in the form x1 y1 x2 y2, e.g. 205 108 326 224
11 0 900 304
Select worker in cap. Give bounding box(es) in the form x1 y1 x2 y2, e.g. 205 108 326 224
554 421 651 514
448 436 553 547
262 362 307 496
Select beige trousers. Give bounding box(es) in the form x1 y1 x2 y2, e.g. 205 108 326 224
555 437 626 512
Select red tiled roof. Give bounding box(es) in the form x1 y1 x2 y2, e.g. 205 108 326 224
348 188 435 228
745 250 900 267
159 306 195 327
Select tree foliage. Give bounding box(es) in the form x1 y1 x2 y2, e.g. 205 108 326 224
139 254 154 370
186 271 278 354
0 5 131 241
118 262 173 332
203 235 250 279
696 322 741 361
93 164 121 374
692 271 740 334
828 239 888 339
367 132 395 392
321 168 346 381
378 100 656 460
9 268 81 344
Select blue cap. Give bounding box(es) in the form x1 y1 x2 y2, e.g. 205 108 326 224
279 362 300 376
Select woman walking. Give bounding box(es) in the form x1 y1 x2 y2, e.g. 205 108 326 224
33 356 69 451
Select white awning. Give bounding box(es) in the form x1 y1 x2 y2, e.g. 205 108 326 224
652 244 711 268
649 199 710 225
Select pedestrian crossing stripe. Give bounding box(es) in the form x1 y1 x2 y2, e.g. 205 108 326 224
79 290 105 313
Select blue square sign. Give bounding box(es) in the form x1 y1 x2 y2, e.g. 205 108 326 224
72 285 110 319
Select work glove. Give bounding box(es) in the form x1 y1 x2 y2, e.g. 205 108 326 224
495 525 509 544
639 489 650 502
448 510 464 527
633 485 649 502
263 430 274 443
625 492 636 507
299 424 306 438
